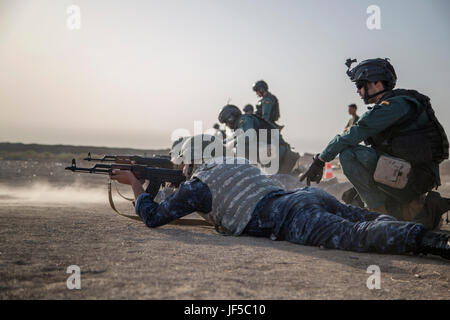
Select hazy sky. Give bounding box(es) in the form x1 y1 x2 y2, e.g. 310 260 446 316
1 0 449 152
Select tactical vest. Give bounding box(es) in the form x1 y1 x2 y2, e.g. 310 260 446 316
366 89 449 165
256 92 280 122
192 157 283 235
269 93 280 122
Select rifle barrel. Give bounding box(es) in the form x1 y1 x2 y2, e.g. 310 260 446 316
65 160 183 180
65 167 111 174
83 152 172 168
84 152 116 162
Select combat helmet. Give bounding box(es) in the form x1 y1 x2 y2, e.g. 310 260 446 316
252 80 268 93
170 136 189 164
243 104 254 114
346 58 397 103
218 104 242 129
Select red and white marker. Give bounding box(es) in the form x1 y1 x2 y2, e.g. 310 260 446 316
323 162 333 179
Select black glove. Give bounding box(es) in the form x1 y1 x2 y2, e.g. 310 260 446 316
299 154 325 186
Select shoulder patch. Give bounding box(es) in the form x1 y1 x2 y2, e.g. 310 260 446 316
380 100 390 106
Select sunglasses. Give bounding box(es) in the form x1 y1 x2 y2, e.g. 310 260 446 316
356 81 366 90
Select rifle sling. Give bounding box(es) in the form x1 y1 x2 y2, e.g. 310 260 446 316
107 180 213 227
108 180 141 221
113 180 135 202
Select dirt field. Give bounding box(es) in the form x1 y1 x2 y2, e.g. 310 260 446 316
0 159 449 300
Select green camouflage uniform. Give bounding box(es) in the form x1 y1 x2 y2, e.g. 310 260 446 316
256 92 280 124
319 94 440 226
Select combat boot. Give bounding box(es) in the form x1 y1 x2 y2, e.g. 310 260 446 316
414 191 450 230
401 194 425 221
341 187 367 208
417 231 450 260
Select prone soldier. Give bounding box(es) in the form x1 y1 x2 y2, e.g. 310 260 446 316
111 134 450 260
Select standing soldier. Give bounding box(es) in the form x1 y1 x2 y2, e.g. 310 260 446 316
300 58 449 230
343 103 360 133
253 80 283 130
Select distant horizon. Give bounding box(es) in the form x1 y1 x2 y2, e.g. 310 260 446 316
0 140 170 151
0 137 324 155
1 0 448 156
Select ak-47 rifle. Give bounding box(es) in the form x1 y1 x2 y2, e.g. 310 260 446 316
67 159 184 197
65 159 185 220
84 152 173 168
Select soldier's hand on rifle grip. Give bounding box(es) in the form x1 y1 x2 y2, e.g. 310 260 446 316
299 154 325 186
110 169 138 185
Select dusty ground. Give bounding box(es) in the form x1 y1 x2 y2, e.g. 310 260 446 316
0 159 449 299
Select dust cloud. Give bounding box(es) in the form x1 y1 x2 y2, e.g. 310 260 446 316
0 182 130 204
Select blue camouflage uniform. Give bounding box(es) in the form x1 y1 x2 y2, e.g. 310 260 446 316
319 94 440 220
135 179 425 255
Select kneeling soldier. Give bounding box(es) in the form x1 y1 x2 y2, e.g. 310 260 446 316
218 104 299 174
301 58 450 230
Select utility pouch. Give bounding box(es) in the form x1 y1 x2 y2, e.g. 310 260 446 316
373 155 411 189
